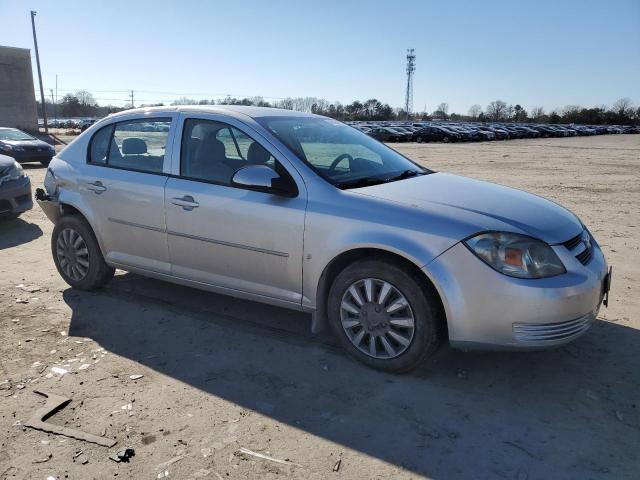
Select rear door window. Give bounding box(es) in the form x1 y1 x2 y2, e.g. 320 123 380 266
87 119 171 174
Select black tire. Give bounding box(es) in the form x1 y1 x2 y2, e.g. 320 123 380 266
416 136 423 143
52 215 114 290
40 158 52 167
0 213 20 221
327 259 443 373
443 136 450 143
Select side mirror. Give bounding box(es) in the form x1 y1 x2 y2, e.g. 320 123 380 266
231 165 296 197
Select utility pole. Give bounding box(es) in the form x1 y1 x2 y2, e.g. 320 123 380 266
130 90 135 109
31 11 48 133
50 88 56 122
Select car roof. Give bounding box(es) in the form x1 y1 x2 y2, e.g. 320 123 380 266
107 105 316 121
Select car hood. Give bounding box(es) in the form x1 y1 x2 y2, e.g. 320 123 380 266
0 154 15 169
351 172 582 244
1 139 52 149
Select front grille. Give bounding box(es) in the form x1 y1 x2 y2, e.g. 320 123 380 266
562 230 593 265
576 246 593 265
563 233 582 250
513 312 595 342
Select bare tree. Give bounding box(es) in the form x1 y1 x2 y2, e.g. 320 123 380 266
75 90 97 107
530 106 545 120
436 102 449 116
468 104 482 119
486 100 507 121
612 97 634 116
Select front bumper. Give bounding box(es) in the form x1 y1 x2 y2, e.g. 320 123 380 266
0 176 33 216
3 149 54 163
425 240 608 350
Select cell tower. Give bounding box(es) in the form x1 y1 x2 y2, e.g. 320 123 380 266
404 48 416 119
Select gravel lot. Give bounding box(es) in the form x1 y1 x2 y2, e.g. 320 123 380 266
1 135 638 480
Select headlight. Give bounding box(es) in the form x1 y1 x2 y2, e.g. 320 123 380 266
464 232 565 279
0 161 25 186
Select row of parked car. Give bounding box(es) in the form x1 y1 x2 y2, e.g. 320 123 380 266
44 118 96 131
350 121 639 143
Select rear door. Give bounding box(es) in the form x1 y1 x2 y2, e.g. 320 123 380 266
79 116 177 273
164 113 307 305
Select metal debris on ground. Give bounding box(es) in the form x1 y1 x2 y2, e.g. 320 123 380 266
109 448 135 463
24 390 117 448
333 458 342 472
129 374 144 380
237 447 302 467
73 450 89 465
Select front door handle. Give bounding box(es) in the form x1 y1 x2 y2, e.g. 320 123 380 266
171 195 199 211
87 181 107 194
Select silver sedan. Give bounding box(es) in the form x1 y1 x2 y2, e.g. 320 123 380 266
37 106 611 372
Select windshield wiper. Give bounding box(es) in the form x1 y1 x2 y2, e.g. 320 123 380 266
335 176 388 190
337 170 426 190
383 169 426 182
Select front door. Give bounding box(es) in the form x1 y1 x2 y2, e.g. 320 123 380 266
164 115 306 305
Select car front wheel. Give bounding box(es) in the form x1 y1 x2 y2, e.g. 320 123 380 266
328 259 442 373
52 215 115 290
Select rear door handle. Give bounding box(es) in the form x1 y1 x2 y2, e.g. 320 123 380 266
171 195 199 211
87 181 107 194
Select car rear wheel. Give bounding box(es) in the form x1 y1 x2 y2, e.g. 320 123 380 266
52 215 115 290
416 136 423 143
443 137 450 143
328 259 442 373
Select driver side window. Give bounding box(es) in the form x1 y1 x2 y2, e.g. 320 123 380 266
180 119 280 186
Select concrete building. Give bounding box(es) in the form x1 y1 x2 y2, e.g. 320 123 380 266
0 46 38 131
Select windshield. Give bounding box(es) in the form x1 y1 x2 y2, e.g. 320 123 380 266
256 116 428 189
0 129 35 141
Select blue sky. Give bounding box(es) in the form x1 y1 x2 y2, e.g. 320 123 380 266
1 0 638 113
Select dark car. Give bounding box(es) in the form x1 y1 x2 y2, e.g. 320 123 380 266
80 119 97 132
445 126 473 141
467 127 496 141
0 154 33 220
413 126 461 143
0 128 56 166
368 127 407 142
483 125 510 140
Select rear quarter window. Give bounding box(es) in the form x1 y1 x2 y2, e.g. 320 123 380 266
88 125 114 165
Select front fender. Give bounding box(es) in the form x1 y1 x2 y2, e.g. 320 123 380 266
302 219 459 310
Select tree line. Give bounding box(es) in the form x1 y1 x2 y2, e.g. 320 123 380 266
37 91 639 125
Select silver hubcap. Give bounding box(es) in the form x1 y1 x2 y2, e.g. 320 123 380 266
56 228 89 281
340 278 415 359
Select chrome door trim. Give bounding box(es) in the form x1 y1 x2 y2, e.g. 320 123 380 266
107 217 166 233
106 217 289 257
166 230 289 257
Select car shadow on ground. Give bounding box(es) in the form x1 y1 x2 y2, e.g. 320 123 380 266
0 217 43 250
21 163 48 170
65 273 640 479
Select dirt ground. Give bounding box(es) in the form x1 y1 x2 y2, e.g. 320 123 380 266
1 135 638 480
